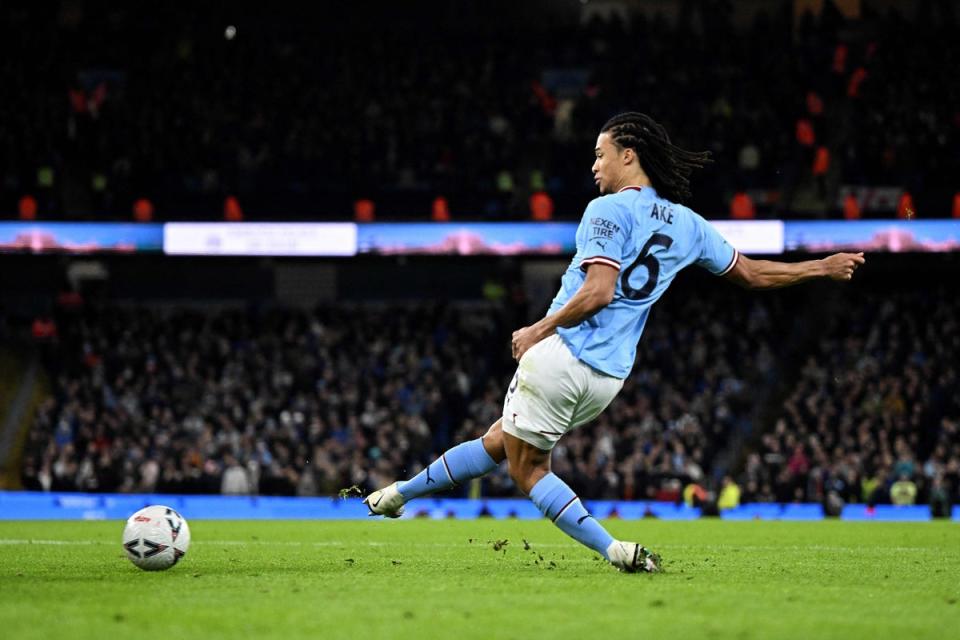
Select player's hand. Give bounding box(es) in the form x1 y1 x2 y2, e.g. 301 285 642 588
821 252 865 281
511 326 542 361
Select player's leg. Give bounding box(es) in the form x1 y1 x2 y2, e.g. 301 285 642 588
364 420 505 517
501 334 660 572
503 429 617 556
396 420 505 499
504 430 658 572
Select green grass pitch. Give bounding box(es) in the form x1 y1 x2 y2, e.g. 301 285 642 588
1 519 958 639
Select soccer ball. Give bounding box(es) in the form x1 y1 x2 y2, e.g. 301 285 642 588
122 505 191 571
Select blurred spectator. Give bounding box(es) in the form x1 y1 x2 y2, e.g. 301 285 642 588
221 455 252 494
929 475 951 518
890 474 917 506
717 476 741 510
683 482 707 508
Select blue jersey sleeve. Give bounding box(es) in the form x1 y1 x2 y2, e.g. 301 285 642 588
693 214 739 275
578 198 629 272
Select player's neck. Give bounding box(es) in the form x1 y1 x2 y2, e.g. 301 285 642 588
612 171 651 193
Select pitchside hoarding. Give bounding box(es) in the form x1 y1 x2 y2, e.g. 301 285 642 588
783 220 960 252
2 220 959 256
0 222 163 253
163 222 357 256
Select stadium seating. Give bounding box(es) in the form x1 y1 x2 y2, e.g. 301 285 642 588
1 4 956 220
751 289 960 510
17 276 959 511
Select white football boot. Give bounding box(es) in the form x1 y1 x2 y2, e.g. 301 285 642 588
363 481 406 518
606 541 662 573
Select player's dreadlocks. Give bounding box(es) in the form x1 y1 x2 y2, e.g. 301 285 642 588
600 112 712 204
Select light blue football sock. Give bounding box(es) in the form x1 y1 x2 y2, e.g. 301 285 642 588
529 472 614 559
398 438 498 501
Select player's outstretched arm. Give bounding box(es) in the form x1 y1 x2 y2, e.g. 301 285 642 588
511 264 618 360
724 252 865 290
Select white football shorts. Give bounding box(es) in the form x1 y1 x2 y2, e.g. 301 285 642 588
501 334 624 451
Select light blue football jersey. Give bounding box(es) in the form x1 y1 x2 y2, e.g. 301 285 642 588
550 186 738 378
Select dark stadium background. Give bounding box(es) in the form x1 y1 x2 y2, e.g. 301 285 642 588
1 0 958 518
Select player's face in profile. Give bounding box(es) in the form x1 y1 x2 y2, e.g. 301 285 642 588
592 133 620 195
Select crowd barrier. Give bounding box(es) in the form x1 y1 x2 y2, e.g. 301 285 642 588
0 492 956 522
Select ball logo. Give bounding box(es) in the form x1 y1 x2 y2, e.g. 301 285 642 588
134 515 151 522
165 508 182 542
168 518 181 541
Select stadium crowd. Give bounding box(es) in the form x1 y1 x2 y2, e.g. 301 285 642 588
745 290 960 513
18 279 960 509
18 284 777 502
2 2 958 220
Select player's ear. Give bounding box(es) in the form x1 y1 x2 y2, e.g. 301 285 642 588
622 147 637 166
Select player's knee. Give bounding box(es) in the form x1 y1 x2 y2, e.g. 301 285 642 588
481 420 506 463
